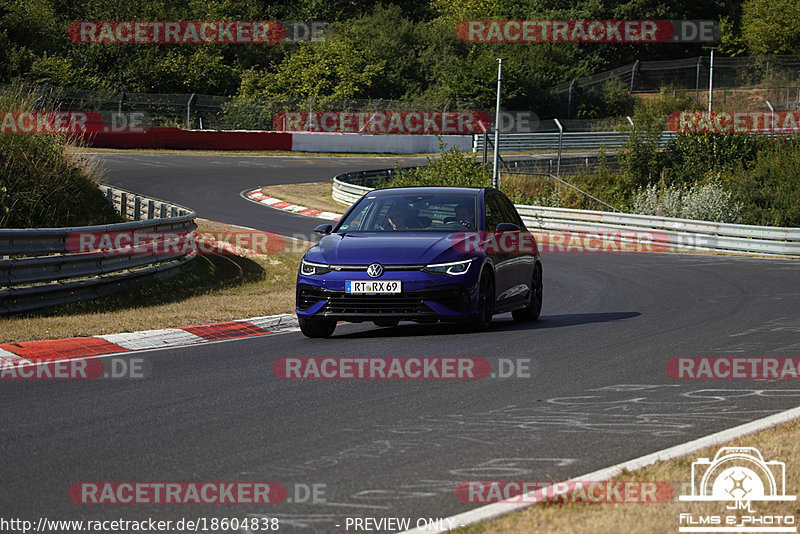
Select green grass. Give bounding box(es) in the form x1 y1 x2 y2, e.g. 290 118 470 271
0 87 121 228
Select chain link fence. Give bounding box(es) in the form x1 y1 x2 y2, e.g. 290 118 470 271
550 54 800 118
5 54 797 131
0 84 484 131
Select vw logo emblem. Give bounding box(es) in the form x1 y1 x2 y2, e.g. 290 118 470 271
366 263 384 278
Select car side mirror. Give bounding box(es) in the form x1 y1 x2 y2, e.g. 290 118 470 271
495 222 520 232
314 224 333 235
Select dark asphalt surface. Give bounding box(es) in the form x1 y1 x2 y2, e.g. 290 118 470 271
84 153 428 236
1 154 799 533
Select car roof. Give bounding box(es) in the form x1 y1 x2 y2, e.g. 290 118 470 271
366 186 486 196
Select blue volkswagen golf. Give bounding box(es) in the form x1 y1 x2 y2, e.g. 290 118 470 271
296 186 542 338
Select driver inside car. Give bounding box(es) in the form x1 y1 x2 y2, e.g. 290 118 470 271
454 202 475 229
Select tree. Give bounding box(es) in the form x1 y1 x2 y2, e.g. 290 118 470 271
741 0 800 55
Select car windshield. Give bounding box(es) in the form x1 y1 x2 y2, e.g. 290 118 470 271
336 193 478 232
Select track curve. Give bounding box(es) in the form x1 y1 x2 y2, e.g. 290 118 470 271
1 154 798 532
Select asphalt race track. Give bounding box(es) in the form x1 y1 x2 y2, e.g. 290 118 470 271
87 153 429 236
1 154 799 533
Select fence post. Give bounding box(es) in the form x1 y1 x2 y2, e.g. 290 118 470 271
567 79 576 119
307 95 316 131
695 56 702 104
766 100 775 138
629 60 639 94
554 118 563 178
765 58 770 102
186 93 196 129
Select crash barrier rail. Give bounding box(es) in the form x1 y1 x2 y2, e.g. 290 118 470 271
0 186 197 314
502 154 621 175
332 169 800 256
472 131 677 153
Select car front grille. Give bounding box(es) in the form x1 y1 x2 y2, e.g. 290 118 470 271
297 284 470 316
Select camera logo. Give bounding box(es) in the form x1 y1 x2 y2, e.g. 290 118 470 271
678 447 796 533
680 447 794 502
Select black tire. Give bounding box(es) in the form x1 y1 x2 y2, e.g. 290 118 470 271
299 317 336 338
469 270 495 331
373 319 400 328
512 263 542 322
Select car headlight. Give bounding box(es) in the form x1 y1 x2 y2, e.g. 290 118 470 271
301 259 332 276
422 259 473 275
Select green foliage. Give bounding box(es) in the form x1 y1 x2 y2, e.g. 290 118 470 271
741 0 800 54
618 103 665 190
385 142 491 188
724 137 800 226
575 78 631 119
631 180 743 223
0 89 122 228
660 133 769 184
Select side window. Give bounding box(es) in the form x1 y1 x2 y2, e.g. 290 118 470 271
497 194 524 228
485 194 505 231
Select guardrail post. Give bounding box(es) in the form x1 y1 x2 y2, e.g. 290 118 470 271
160 203 167 218
120 192 127 218
133 196 141 221
106 187 113 203
171 207 178 217
147 200 155 219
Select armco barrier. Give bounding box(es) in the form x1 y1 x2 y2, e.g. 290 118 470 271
332 169 800 256
292 132 472 153
472 131 677 152
0 187 197 314
85 127 292 151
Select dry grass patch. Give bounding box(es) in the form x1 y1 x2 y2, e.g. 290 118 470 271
260 182 350 213
0 220 310 343
456 418 800 533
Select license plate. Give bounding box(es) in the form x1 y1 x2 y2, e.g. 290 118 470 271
345 280 402 294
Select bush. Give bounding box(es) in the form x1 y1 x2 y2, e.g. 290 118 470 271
0 88 121 228
725 138 800 226
660 133 769 185
631 179 743 223
619 104 665 190
386 142 491 188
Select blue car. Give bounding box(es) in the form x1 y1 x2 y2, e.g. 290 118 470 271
296 186 542 338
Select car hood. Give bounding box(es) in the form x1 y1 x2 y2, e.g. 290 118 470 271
308 232 469 265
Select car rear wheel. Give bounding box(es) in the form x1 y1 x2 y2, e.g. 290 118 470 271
299 317 337 338
469 270 494 331
512 263 542 322
373 319 400 327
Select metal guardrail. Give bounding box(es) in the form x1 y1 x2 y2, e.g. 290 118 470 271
472 131 677 152
517 205 800 256
0 186 197 314
332 168 414 206
331 170 800 256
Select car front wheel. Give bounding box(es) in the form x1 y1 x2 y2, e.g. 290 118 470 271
469 270 494 331
512 263 542 322
299 317 337 338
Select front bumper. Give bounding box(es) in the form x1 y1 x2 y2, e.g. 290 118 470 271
296 268 479 322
